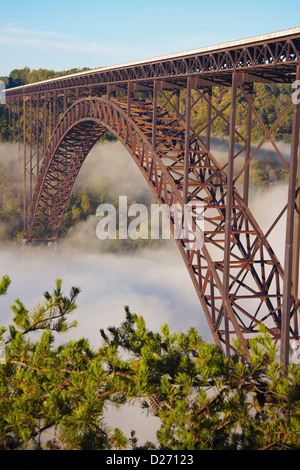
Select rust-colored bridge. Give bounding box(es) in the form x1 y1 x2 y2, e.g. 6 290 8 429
4 28 300 365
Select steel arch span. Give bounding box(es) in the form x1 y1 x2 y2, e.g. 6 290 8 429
25 95 300 359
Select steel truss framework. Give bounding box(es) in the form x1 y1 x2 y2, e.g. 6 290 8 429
4 29 300 365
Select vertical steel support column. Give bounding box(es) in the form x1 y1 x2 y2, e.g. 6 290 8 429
206 88 212 151
53 91 56 131
176 89 181 120
29 96 33 200
292 145 300 337
223 72 238 357
23 96 26 230
152 80 158 151
127 83 132 117
18 99 21 190
18 98 21 152
36 95 40 174
243 83 253 208
43 96 47 154
280 66 300 367
184 77 192 204
64 91 67 114
49 100 52 137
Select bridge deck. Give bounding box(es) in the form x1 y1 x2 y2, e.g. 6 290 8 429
4 27 300 99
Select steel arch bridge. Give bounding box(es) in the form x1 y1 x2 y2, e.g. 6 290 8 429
4 28 300 365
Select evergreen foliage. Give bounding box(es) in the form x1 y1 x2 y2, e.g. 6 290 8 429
0 277 299 450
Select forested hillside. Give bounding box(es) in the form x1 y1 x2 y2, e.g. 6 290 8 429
0 67 91 141
0 66 91 88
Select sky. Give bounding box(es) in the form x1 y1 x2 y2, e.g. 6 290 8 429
1 0 300 76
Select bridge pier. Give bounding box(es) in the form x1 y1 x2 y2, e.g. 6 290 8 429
281 65 300 367
184 76 192 205
223 72 238 358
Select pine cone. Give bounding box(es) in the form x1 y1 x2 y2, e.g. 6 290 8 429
149 394 162 415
